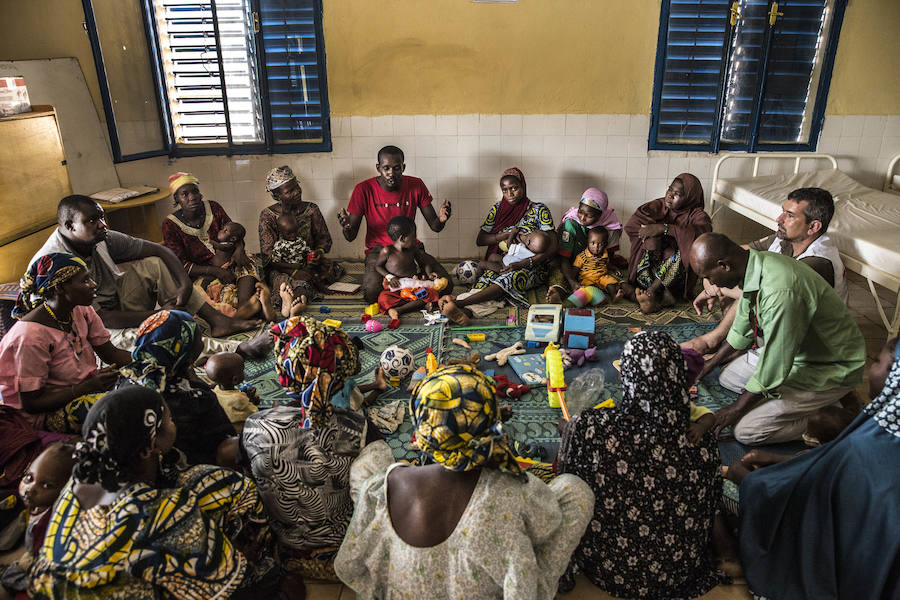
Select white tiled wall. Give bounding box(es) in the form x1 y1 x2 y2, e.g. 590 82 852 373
114 114 900 259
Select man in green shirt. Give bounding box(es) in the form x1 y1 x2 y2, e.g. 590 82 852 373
690 233 865 445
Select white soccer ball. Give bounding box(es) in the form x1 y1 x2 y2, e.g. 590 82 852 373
455 260 479 285
380 345 416 379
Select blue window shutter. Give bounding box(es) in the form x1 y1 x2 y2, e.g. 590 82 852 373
258 0 329 145
755 0 832 145
653 0 732 147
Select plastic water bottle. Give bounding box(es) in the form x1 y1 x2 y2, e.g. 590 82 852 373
566 371 606 416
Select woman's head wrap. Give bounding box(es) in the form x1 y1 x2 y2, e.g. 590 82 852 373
14 253 87 319
865 339 900 439
619 331 690 427
73 385 167 492
121 310 198 392
168 172 200 197
561 187 623 231
266 166 297 192
272 316 360 428
410 364 524 479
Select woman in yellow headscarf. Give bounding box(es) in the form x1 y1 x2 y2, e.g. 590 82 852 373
335 364 595 599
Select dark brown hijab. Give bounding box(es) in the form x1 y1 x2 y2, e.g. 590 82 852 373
624 173 711 299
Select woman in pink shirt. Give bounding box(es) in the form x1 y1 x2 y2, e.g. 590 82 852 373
0 253 131 432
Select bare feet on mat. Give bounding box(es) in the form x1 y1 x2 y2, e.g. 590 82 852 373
256 282 279 322
289 294 308 317
388 308 399 322
635 288 659 314
207 312 262 337
236 332 274 359
279 282 294 318
441 299 471 326
546 286 564 304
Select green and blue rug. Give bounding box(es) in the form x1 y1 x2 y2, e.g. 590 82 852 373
244 320 738 462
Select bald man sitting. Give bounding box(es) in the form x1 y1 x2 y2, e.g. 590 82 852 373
684 187 846 355
690 233 865 445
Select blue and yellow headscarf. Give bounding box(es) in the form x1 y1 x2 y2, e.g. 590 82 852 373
13 252 87 319
120 310 198 391
272 316 360 429
410 364 523 479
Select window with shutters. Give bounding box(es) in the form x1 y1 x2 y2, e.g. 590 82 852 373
81 0 330 161
649 0 847 152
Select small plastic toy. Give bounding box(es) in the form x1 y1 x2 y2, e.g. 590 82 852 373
322 318 342 329
364 319 383 333
452 338 471 349
466 333 485 342
568 347 600 368
425 347 438 374
543 342 570 419
526 340 543 349
388 318 401 329
485 341 526 366
364 303 380 316
524 304 563 343
319 305 331 314
562 308 595 349
420 310 447 326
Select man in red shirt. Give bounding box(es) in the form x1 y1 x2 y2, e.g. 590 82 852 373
338 145 453 302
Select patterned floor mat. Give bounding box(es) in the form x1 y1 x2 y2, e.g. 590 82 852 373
245 322 445 460
244 319 736 461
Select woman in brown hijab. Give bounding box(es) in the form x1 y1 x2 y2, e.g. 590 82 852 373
621 173 711 313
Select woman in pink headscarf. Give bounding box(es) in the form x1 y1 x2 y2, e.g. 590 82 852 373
548 187 623 299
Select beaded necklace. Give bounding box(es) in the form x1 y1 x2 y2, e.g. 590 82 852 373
43 304 84 358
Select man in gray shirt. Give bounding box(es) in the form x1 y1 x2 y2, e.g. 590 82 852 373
31 195 259 337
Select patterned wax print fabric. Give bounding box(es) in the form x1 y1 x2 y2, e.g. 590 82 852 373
271 315 360 429
258 203 342 304
241 405 367 553
474 200 555 306
410 364 524 478
558 331 724 599
271 237 312 265
335 453 596 600
117 310 235 465
30 465 270 600
739 341 900 599
162 199 231 269
13 253 87 318
635 247 686 293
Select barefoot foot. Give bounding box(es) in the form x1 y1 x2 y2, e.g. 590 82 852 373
635 288 659 314
279 282 294 318
289 295 308 317
387 308 399 321
237 332 275 359
441 300 471 326
256 283 279 322
208 315 263 338
546 286 564 304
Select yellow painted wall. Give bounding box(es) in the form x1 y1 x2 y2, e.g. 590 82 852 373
323 0 659 115
826 0 900 115
0 0 897 117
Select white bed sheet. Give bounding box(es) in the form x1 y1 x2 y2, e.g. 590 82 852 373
715 169 900 277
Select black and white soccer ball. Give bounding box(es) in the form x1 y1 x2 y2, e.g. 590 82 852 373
454 260 479 285
380 345 415 379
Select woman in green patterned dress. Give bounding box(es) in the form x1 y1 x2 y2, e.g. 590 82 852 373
440 167 557 324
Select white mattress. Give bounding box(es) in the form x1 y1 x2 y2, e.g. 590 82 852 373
715 169 900 277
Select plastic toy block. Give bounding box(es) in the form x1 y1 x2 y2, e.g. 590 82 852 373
319 305 331 314
322 318 342 328
466 333 486 342
364 303 380 316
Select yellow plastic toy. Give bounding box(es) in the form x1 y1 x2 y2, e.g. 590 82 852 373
466 333 486 342
322 318 342 329
543 342 571 419
425 347 438 375
364 303 380 316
